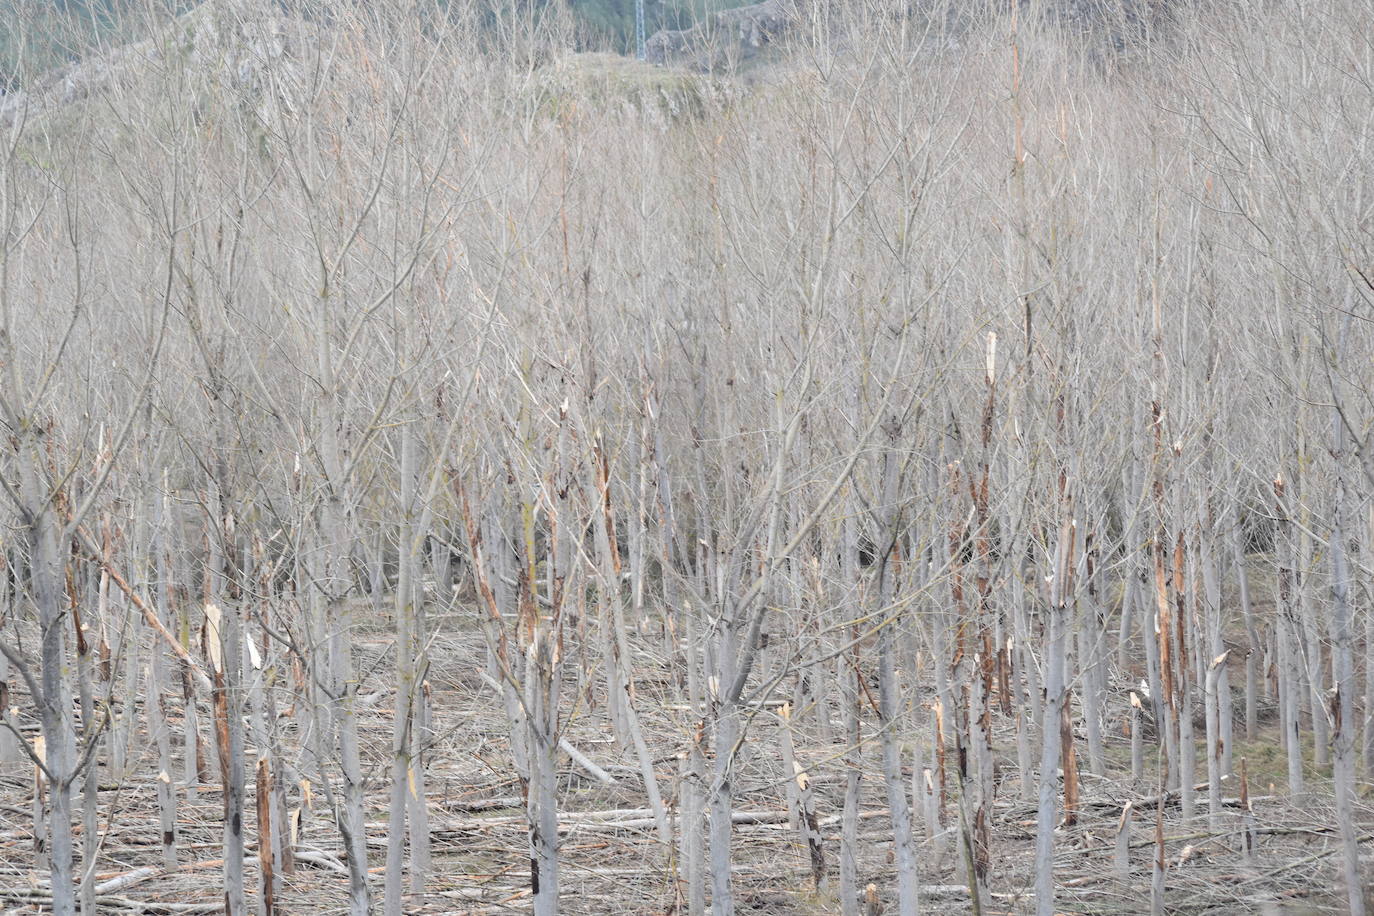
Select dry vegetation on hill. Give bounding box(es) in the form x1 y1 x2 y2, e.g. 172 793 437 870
0 1 1371 914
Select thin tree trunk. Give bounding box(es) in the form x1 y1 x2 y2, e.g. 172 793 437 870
527 633 560 916
1238 757 1255 868
75 561 99 916
839 514 862 916
835 648 857 916
1327 391 1366 916
1365 503 1374 780
33 734 49 873
1173 531 1195 824
679 728 707 916
208 512 246 916
708 667 738 916
384 427 419 916
256 757 276 916
587 456 670 847
0 619 15 765
1275 476 1305 795
152 489 178 869
1114 802 1133 882
1231 516 1258 742
407 675 432 896
1151 794 1167 916
877 441 920 916
331 595 371 914
1200 519 1232 777
1205 651 1229 832
779 703 824 890
1034 515 1073 916
1297 495 1331 771
1009 519 1035 803
180 570 207 797
21 435 78 916
1130 692 1144 785
111 543 142 785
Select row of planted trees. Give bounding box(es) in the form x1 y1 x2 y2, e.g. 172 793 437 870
0 0 1371 914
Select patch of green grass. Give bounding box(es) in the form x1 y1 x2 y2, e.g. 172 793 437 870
1232 726 1335 793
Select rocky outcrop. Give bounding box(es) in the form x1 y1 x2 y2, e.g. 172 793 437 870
0 36 158 128
644 0 1178 71
645 0 798 69
0 1 317 129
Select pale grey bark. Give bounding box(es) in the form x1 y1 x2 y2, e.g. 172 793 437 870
1175 538 1195 824
1118 432 1146 671
384 425 419 916
1275 478 1305 795
708 640 740 916
371 531 387 623
1297 513 1331 771
1239 758 1256 868
1231 516 1259 741
406 676 432 898
1034 516 1073 916
464 477 564 915
697 371 894 914
317 490 370 916
209 480 247 916
244 601 285 911
1204 651 1229 832
680 606 706 916
1327 359 1366 916
33 732 50 874
151 483 177 871
781 704 825 891
1365 503 1374 780
584 459 670 847
408 493 436 895
1130 692 1144 785
1150 801 1166 916
111 553 142 784
1205 537 1234 778
876 439 919 916
680 729 707 916
76 562 99 916
1078 524 1106 778
527 633 560 916
0 9 1369 915
921 763 942 867
179 542 207 798
20 433 77 916
0 620 15 765
1114 802 1133 882
1009 516 1036 803
839 513 862 916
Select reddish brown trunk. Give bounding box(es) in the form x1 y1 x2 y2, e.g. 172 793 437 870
257 758 276 916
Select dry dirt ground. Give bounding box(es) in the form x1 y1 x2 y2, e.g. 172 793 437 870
0 609 1370 915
